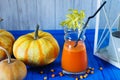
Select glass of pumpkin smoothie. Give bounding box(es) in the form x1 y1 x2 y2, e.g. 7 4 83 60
61 28 88 74
60 9 88 74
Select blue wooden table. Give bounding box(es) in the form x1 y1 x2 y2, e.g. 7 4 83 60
10 29 120 80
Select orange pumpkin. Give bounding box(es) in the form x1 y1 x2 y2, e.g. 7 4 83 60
13 25 60 66
0 46 27 80
0 30 15 60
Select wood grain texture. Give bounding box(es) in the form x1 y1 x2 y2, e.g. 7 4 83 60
0 0 101 30
56 0 74 29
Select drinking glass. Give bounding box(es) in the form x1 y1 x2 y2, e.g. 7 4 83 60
61 27 88 74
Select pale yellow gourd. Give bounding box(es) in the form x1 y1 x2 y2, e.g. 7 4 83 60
0 30 15 60
13 26 60 66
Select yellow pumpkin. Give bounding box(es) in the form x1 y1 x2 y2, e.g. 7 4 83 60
13 25 60 66
0 30 15 60
0 46 27 80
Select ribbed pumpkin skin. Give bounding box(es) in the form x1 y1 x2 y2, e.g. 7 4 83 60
0 30 15 60
13 30 60 66
0 59 27 80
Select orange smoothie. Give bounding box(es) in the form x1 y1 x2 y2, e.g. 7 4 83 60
61 40 88 73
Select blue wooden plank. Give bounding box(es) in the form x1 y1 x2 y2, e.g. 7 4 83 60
8 29 120 80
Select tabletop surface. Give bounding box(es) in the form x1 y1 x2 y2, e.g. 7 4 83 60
9 29 120 80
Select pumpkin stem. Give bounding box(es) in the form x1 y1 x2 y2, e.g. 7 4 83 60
0 46 11 63
34 24 39 40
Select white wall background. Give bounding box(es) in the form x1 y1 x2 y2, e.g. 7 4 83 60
1 0 119 30
0 0 98 30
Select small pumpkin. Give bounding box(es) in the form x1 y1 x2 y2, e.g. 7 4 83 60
13 25 60 66
0 29 15 60
0 46 27 80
